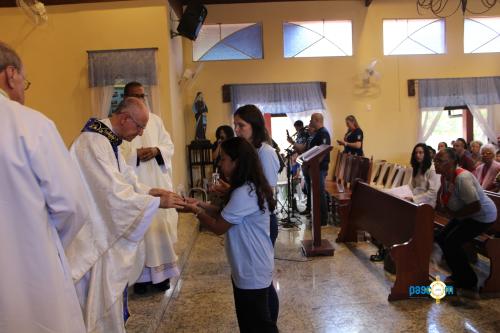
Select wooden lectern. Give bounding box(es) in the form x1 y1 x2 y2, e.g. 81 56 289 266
299 144 334 257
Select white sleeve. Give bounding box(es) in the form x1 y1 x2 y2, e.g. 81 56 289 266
120 140 139 168
260 145 280 187
30 120 89 249
125 197 160 241
118 151 152 194
413 169 441 207
156 124 175 173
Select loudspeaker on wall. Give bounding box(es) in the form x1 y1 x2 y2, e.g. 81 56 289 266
177 2 208 41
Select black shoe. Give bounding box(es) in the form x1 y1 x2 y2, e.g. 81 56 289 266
153 279 170 292
133 282 151 294
370 251 385 262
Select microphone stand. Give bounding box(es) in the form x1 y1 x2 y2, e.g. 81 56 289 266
279 146 301 229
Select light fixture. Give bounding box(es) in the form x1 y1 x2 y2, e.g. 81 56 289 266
417 0 497 18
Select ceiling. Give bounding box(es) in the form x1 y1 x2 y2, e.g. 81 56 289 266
1 0 373 22
0 0 373 8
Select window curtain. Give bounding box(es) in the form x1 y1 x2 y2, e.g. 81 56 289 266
87 48 159 117
230 82 326 114
229 81 332 136
90 86 114 119
419 77 500 143
417 107 443 143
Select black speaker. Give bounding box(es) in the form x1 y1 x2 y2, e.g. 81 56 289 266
177 2 208 41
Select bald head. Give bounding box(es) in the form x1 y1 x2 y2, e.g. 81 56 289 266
309 113 324 131
110 97 149 141
0 42 26 104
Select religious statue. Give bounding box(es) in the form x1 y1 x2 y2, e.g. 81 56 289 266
192 92 208 141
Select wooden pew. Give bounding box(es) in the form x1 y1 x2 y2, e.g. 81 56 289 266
339 181 435 301
434 191 500 293
326 153 370 232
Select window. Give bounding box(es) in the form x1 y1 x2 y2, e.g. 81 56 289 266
383 19 445 55
283 20 353 58
109 85 124 116
193 23 263 61
464 17 500 53
424 107 488 150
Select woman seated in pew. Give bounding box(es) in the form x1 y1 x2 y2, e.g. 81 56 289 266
473 144 500 192
370 143 440 262
407 143 441 207
434 148 497 292
438 141 448 151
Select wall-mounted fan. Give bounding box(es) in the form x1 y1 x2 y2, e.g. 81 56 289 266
362 59 381 87
17 0 48 26
178 63 204 90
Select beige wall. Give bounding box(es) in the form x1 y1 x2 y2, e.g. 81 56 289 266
183 0 500 165
0 0 188 187
1 0 499 183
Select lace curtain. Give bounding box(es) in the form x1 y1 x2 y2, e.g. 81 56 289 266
419 77 500 143
417 107 443 143
229 82 326 114
87 48 159 118
229 81 332 136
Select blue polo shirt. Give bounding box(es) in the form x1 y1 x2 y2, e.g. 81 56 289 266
221 183 274 289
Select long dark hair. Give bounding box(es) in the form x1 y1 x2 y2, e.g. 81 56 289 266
411 143 432 178
221 137 276 212
234 104 270 148
215 125 235 141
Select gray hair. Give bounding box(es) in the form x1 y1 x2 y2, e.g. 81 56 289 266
470 140 483 147
0 42 22 72
114 97 145 114
480 143 497 155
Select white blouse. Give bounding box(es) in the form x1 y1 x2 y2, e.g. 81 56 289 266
409 166 441 208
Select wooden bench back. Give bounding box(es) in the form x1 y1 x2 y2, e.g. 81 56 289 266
369 160 385 185
349 181 434 246
390 166 406 188
333 152 371 187
402 167 413 185
332 150 342 181
485 191 500 234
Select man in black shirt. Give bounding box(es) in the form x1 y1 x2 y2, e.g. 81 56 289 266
301 113 331 226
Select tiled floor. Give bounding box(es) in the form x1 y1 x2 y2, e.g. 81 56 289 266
128 215 500 333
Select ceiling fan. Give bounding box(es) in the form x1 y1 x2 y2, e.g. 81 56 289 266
17 0 48 25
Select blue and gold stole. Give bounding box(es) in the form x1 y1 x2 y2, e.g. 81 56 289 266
81 118 122 169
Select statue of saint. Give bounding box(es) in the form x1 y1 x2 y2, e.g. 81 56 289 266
192 92 208 141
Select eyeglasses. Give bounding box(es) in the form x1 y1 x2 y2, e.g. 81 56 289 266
127 93 147 100
24 78 31 91
127 114 146 130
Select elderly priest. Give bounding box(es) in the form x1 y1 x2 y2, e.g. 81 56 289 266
66 97 184 333
0 42 88 333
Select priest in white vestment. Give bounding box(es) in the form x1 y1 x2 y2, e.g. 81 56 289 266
66 97 184 333
120 82 179 293
0 42 88 333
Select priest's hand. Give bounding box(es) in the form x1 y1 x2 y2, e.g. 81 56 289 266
138 147 159 162
149 188 184 209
